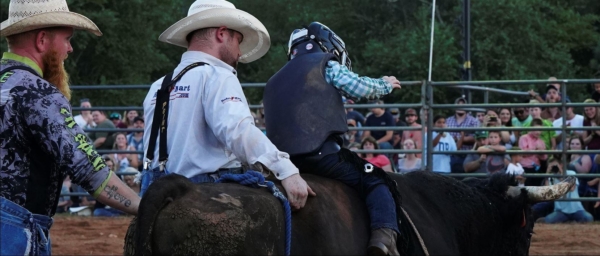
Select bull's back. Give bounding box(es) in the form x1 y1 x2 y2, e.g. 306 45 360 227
144 174 370 255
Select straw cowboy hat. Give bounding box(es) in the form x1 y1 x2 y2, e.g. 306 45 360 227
159 0 270 63
1 0 102 38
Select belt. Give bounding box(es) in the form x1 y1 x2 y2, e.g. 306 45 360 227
216 167 244 175
300 139 341 165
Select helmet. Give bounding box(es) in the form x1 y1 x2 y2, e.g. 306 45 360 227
287 22 351 70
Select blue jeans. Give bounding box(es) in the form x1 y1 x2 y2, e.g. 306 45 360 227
450 155 466 174
140 167 242 197
94 207 125 217
305 153 399 233
545 210 594 223
1 197 53 256
532 201 554 220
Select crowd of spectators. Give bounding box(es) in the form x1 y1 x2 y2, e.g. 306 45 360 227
58 99 144 217
335 77 600 222
61 77 600 223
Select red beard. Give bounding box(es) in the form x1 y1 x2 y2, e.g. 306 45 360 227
42 50 71 100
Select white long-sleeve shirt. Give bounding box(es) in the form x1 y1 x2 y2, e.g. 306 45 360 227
143 51 298 180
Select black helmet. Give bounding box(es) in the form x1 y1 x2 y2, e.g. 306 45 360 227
287 22 351 70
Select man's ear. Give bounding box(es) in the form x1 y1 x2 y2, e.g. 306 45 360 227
34 30 53 53
214 26 229 43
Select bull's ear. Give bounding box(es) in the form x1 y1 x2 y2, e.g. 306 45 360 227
506 177 575 203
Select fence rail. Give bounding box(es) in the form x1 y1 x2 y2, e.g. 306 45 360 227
65 78 600 202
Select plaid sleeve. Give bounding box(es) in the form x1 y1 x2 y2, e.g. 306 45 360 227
325 60 392 99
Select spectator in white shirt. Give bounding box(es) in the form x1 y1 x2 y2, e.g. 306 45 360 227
552 99 584 150
431 115 457 173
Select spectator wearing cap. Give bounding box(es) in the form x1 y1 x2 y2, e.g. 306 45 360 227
463 131 490 174
73 98 95 130
522 100 556 150
362 100 395 151
518 118 549 186
583 98 600 150
552 100 584 150
109 112 128 129
446 97 479 173
401 108 422 158
127 117 145 171
538 78 565 122
89 110 116 150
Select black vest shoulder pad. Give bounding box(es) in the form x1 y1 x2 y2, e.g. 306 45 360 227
264 53 348 156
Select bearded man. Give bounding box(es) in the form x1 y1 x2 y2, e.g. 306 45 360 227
0 1 140 254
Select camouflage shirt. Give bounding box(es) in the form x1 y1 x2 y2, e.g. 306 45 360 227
1 53 111 216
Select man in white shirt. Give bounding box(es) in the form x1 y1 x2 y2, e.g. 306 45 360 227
553 99 584 150
141 0 314 210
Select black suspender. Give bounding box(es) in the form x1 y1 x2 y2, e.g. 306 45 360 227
144 62 208 171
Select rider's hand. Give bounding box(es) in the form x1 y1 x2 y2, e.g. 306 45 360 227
281 174 316 211
383 76 401 89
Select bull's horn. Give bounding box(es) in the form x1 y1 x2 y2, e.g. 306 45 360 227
506 176 576 202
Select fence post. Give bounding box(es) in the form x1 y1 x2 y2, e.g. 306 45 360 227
421 80 427 162
561 81 568 171
426 80 434 171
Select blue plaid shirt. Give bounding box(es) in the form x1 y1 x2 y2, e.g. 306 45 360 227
446 114 480 151
325 61 393 99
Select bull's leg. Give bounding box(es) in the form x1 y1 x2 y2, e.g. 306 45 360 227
124 217 137 256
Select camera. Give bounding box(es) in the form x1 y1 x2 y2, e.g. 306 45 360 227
489 116 497 122
550 165 560 173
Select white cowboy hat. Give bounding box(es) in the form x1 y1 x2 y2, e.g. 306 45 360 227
0 0 102 38
159 0 270 63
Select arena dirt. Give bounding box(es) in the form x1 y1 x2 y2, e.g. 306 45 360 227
50 215 600 255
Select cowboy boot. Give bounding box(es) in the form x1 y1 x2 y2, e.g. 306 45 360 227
367 228 400 256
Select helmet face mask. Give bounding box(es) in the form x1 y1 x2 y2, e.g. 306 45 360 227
287 22 352 71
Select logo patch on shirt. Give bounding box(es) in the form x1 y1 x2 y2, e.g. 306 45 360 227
0 71 14 83
173 85 191 92
221 96 242 104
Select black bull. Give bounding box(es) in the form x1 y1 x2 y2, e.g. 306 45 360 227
124 171 574 255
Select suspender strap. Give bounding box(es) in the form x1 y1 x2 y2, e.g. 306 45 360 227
0 65 40 77
145 62 208 171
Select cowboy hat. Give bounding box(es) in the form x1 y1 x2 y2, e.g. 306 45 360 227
159 0 270 63
1 0 102 38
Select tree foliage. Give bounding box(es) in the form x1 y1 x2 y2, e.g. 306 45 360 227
1 0 598 110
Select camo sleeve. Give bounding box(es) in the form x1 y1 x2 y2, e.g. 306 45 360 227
18 86 111 197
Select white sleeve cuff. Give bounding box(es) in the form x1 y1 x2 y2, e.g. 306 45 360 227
256 151 300 180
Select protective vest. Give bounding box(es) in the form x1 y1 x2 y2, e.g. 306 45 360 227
264 52 347 156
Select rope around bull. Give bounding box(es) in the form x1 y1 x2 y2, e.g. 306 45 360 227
215 171 292 256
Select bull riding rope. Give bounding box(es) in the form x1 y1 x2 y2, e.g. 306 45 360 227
215 171 292 256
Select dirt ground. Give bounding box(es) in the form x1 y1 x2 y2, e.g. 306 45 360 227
50 215 600 255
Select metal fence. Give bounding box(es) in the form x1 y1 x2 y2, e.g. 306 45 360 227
66 79 600 202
